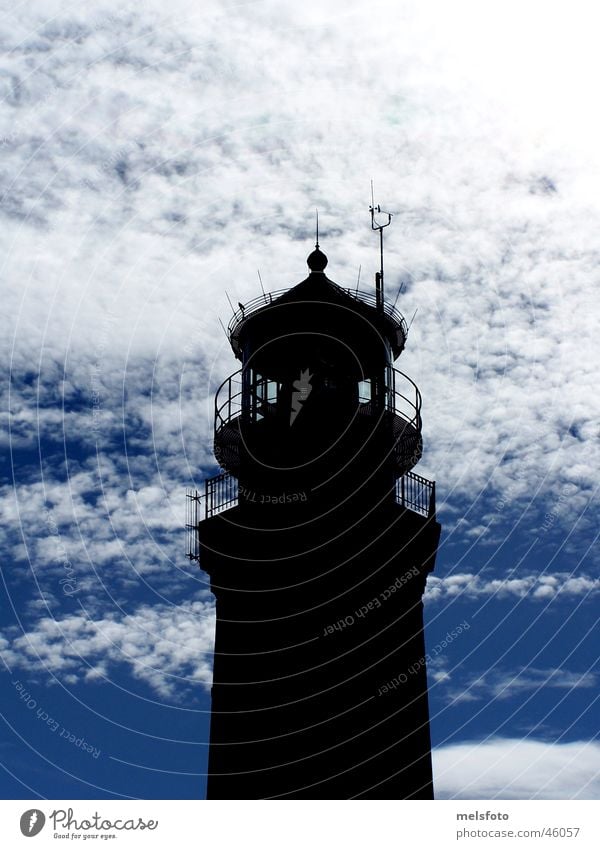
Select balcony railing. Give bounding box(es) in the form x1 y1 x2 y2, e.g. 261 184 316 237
186 468 436 560
214 367 421 443
185 488 201 561
395 470 436 518
186 474 238 561
228 285 408 356
213 365 423 477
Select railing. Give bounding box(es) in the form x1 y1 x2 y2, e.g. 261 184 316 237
214 367 421 438
395 471 436 518
214 371 243 435
343 288 408 342
390 368 422 433
227 285 408 353
203 473 238 518
185 475 240 560
185 489 201 561
186 470 435 542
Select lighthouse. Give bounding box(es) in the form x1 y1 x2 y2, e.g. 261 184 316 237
187 214 441 799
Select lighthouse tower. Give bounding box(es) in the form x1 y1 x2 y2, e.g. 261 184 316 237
187 221 441 799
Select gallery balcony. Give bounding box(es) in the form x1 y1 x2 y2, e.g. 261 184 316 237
212 366 423 479
185 468 436 562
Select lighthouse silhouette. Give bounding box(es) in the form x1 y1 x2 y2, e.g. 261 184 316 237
187 212 441 799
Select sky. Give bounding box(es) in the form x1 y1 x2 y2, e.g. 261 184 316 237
1 0 599 800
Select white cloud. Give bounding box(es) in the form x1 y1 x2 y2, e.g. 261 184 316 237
425 572 600 602
0 454 204 601
434 738 600 799
2 0 600 523
1 599 215 699
445 667 598 705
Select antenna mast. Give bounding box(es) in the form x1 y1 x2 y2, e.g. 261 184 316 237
370 181 392 312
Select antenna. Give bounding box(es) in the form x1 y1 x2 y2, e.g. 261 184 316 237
408 307 418 331
218 317 229 340
355 264 362 296
224 290 235 315
257 269 266 299
315 208 319 248
392 283 405 311
369 180 392 312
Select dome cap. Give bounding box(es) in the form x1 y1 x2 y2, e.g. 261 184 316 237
307 246 328 272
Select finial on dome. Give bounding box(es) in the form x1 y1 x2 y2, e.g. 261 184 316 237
307 208 328 271
307 246 328 272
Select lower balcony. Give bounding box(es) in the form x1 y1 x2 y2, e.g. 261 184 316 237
185 470 436 562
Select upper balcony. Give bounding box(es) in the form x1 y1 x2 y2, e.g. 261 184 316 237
213 366 423 478
228 285 409 361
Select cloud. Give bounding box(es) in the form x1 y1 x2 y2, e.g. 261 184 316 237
433 738 600 799
1 599 215 699
2 0 600 525
445 667 598 705
425 573 600 602
0 452 206 603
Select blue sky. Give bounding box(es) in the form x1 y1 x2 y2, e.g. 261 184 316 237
1 0 599 799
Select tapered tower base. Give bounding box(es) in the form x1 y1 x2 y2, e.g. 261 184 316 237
200 495 440 799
